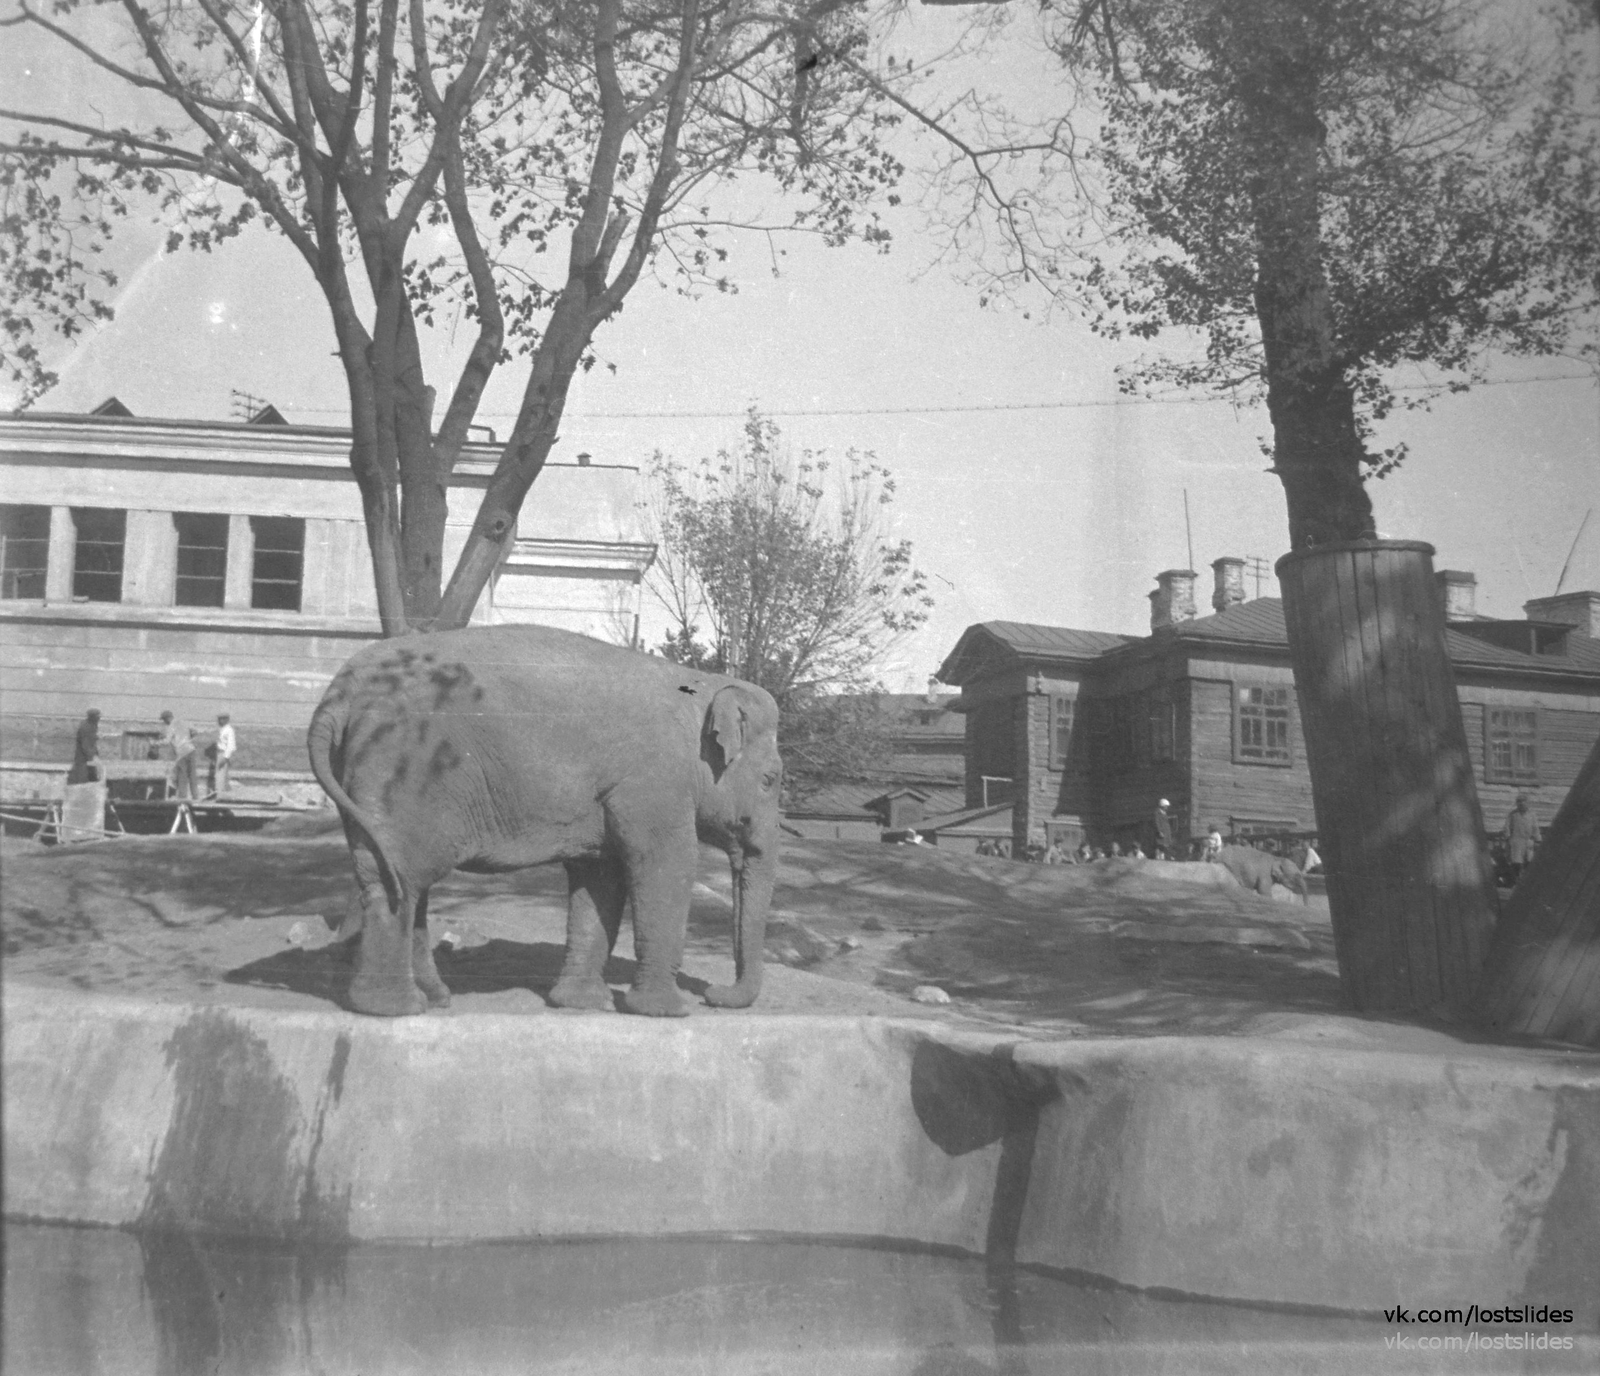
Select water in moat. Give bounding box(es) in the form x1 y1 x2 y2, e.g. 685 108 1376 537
5 1223 1589 1375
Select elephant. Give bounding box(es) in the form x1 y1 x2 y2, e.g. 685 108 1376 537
1213 844 1309 903
306 625 782 1018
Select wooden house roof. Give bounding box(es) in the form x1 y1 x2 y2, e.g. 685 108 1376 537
940 598 1600 689
784 781 966 821
937 621 1134 685
1170 598 1600 679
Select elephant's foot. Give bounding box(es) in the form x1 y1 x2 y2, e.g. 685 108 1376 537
703 978 760 1009
416 976 452 1009
621 984 689 1018
348 975 428 1017
549 975 616 1011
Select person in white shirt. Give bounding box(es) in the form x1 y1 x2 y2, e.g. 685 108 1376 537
212 713 237 796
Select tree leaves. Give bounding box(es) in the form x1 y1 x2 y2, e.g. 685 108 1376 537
644 408 933 799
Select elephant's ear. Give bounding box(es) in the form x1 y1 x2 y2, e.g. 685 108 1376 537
706 686 749 776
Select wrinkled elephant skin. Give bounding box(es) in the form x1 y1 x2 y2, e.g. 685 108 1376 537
1213 845 1308 903
307 626 782 1017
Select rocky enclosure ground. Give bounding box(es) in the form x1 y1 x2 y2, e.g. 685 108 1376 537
0 815 1355 1038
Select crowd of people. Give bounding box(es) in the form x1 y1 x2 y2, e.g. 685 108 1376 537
67 707 239 800
974 820 1325 873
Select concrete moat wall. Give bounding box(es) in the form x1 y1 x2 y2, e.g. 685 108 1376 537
5 984 1599 1324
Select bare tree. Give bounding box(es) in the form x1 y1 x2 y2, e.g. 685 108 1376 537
1 0 902 633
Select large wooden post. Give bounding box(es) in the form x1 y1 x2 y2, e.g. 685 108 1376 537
1276 540 1497 1012
1475 735 1600 1046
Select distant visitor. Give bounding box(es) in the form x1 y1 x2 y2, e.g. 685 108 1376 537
159 710 197 800
209 713 236 796
1502 794 1541 885
67 707 103 785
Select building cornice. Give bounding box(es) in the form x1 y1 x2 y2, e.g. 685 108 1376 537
502 537 657 576
0 600 385 638
0 414 638 482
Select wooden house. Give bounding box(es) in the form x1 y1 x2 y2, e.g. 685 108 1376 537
938 561 1600 855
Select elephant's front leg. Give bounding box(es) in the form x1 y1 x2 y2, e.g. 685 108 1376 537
346 846 426 1016
550 859 626 1011
620 826 695 1018
411 889 451 1009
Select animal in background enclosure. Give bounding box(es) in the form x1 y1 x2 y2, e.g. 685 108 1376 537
308 626 782 1018
1212 843 1309 903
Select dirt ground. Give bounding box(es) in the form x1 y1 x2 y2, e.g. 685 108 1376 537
0 813 1360 1038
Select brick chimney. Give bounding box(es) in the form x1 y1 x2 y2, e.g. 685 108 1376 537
1149 569 1198 631
1211 557 1246 613
1435 570 1477 621
1524 590 1600 639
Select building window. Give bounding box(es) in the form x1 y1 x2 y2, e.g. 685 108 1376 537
1485 708 1538 784
72 507 126 602
971 699 1014 779
0 504 51 599
1235 683 1292 765
251 516 304 611
1230 817 1299 843
1106 697 1137 765
1148 691 1176 763
1049 694 1074 769
174 512 230 608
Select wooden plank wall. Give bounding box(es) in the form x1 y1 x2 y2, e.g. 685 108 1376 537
1187 677 1317 836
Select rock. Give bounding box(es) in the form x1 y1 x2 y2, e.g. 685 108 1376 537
285 921 308 948
439 931 462 950
838 935 863 952
860 916 886 933
911 984 951 1005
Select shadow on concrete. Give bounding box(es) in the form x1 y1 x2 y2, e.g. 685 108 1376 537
908 1039 1059 1372
222 937 710 1011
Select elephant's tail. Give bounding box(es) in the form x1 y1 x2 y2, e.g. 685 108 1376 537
307 685 408 917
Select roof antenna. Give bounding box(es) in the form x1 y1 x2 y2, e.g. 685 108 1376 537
1183 489 1195 573
1553 509 1592 597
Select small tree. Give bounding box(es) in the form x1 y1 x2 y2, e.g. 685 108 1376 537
1 0 901 634
646 409 932 800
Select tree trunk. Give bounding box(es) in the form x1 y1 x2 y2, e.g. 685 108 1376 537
1278 541 1498 1011
1242 68 1499 1014
433 293 597 630
1475 734 1600 1045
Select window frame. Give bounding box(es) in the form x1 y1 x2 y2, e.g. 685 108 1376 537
1233 680 1294 767
250 515 305 612
71 507 126 603
173 511 231 608
0 504 51 600
1484 707 1539 785
1148 689 1176 764
1048 693 1074 770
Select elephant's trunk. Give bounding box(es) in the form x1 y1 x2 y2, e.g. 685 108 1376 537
704 847 773 1008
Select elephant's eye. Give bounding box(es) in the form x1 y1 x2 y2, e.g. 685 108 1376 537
761 770 779 791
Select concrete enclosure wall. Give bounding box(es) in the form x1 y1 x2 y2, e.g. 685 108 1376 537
5 985 1599 1323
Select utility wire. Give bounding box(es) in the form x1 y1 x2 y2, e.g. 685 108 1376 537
270 371 1593 423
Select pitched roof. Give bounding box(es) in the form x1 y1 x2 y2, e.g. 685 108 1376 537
938 621 1134 684
942 599 1600 685
1172 597 1600 676
783 781 966 820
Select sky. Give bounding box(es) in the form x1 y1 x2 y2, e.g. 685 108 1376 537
4 6 1597 691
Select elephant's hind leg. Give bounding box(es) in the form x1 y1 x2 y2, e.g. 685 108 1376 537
550 859 626 1011
411 889 451 1008
346 846 427 1017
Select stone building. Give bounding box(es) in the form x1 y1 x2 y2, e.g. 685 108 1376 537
0 403 654 798
938 560 1600 855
